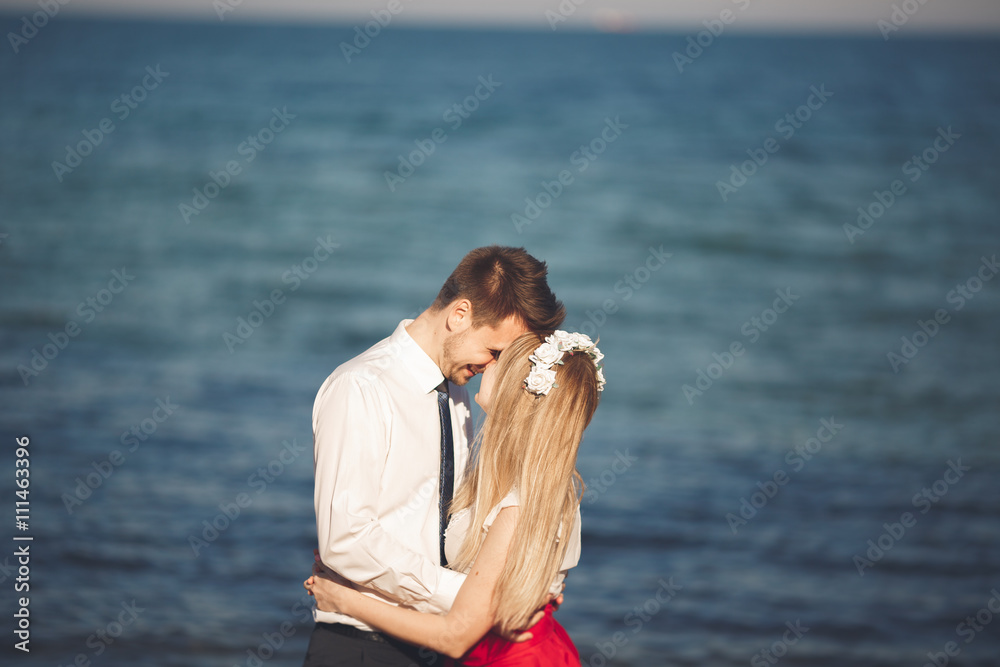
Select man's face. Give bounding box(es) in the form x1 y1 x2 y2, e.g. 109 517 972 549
441 315 526 386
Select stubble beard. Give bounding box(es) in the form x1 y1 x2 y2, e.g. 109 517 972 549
442 329 475 386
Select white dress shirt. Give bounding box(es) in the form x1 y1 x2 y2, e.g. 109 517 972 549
312 319 473 629
444 489 581 598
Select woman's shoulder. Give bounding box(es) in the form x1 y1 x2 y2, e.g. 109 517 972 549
483 488 520 530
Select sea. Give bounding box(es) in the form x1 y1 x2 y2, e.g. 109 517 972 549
1 14 999 667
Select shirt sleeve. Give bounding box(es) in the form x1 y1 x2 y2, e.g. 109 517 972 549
313 372 465 614
550 504 582 597
482 488 520 530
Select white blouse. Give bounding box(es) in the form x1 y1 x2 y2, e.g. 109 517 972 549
444 488 582 597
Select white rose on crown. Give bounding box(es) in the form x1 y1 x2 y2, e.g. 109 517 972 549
530 341 562 367
522 330 606 395
524 367 557 395
549 330 575 349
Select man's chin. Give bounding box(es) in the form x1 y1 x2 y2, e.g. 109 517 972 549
447 366 477 386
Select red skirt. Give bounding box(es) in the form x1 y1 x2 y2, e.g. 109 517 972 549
448 604 580 667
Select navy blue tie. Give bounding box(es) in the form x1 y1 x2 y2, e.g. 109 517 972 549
436 381 455 566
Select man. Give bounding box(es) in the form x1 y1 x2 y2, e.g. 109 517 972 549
303 246 565 666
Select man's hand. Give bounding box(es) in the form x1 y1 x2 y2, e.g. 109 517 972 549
502 585 566 643
305 557 360 614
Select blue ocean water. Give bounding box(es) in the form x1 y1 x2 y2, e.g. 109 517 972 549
1 16 999 667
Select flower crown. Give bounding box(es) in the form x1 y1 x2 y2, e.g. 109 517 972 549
524 330 606 396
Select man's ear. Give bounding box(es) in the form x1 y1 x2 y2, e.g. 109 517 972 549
446 298 474 333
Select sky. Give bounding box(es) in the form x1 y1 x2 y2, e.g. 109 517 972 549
1 0 1000 34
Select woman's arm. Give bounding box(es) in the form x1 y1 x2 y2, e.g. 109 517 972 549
307 506 520 659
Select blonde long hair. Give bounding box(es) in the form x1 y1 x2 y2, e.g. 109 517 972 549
450 332 601 635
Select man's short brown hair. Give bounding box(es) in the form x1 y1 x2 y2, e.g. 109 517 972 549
432 246 565 333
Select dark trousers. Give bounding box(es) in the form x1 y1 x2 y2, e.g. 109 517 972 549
302 622 445 667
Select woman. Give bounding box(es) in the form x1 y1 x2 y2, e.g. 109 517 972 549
305 330 605 665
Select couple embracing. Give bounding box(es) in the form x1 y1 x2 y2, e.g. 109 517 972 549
302 246 605 666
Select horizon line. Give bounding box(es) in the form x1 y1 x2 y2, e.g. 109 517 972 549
2 9 1000 38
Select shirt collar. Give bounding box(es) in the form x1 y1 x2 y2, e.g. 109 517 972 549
391 319 446 395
